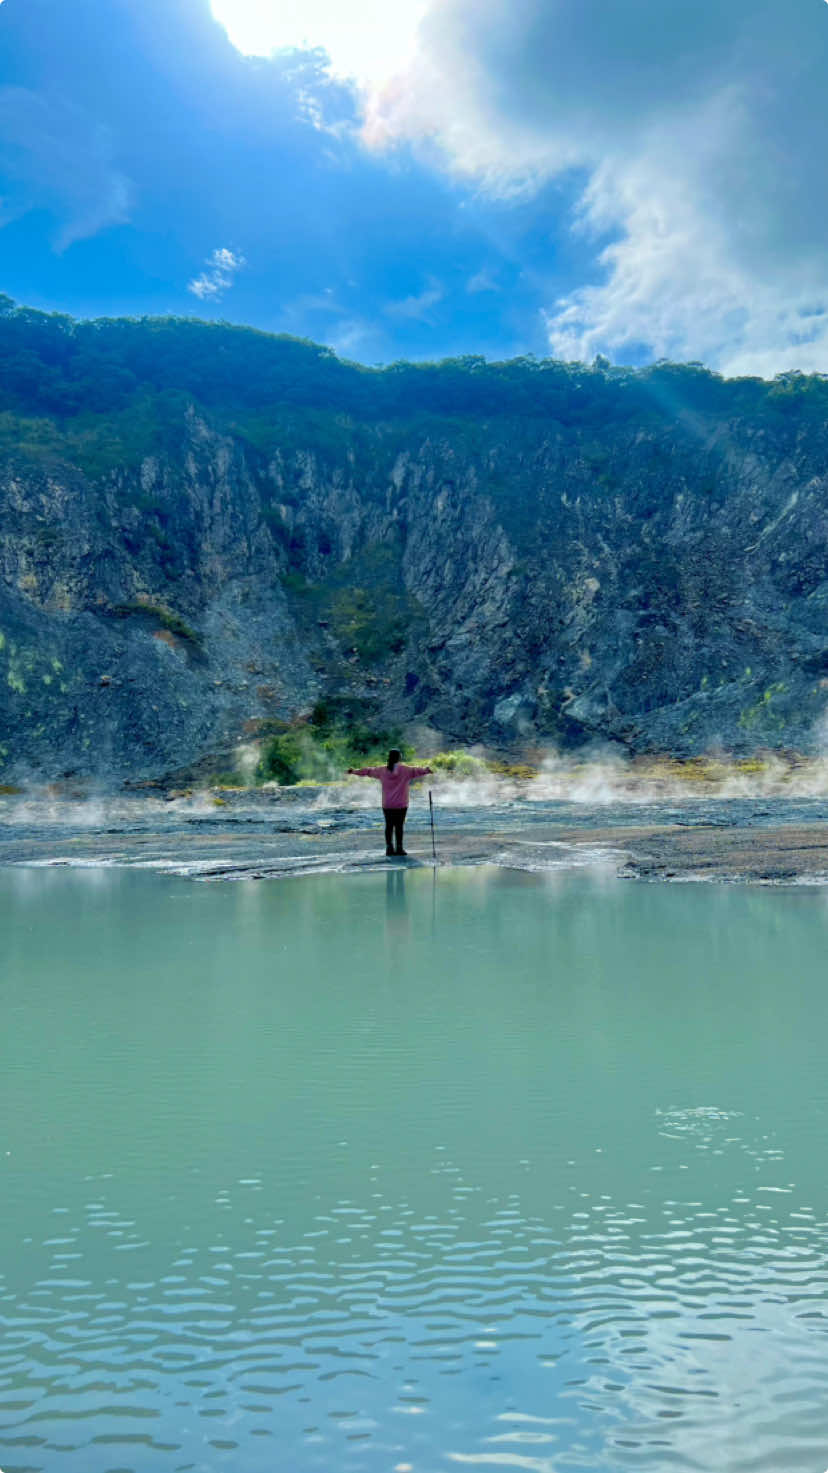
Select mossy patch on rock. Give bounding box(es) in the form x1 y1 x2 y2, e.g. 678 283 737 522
112 601 200 645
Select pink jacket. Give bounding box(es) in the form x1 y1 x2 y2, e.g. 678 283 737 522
353 763 431 808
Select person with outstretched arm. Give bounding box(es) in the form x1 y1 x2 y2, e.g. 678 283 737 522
348 749 433 857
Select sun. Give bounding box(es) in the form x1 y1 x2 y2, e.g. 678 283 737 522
209 0 428 89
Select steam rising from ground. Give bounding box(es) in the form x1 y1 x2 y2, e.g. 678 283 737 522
332 749 828 809
533 750 828 804
2 749 827 832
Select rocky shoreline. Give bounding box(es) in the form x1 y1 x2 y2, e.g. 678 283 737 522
1 790 826 885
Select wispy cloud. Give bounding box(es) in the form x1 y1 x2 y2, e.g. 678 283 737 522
385 277 444 321
187 247 247 301
328 316 380 358
0 87 131 249
285 287 342 318
467 267 499 294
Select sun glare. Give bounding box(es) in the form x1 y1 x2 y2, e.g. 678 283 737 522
209 0 427 89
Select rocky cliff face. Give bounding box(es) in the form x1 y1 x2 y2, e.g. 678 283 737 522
1 377 827 782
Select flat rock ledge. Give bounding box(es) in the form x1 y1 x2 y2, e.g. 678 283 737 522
2 813 827 886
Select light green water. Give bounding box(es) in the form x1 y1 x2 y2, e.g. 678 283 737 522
1 865 828 1473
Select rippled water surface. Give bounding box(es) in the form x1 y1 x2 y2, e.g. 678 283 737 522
2 867 828 1472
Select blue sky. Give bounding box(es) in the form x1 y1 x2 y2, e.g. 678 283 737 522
2 0 828 373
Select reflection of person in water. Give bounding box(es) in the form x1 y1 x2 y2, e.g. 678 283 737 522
383 866 406 948
348 749 433 857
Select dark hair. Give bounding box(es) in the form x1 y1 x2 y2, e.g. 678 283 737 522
387 748 402 770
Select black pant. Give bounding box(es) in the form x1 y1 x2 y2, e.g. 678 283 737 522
383 807 407 853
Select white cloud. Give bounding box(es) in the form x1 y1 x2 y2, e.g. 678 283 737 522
188 276 222 301
187 247 247 301
210 0 429 91
0 87 131 249
355 0 828 375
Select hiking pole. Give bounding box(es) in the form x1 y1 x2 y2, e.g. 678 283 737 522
428 789 437 863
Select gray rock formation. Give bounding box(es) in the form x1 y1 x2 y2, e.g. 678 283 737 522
1 365 827 782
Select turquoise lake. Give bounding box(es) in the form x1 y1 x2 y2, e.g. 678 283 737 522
2 865 828 1472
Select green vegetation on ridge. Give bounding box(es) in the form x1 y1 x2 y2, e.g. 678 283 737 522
2 297 828 466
